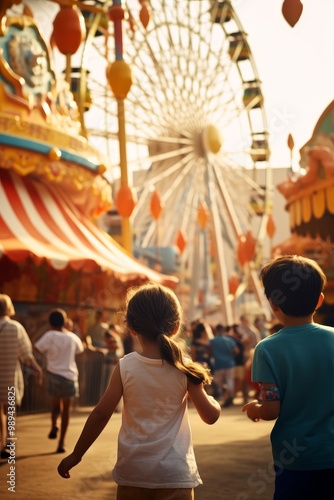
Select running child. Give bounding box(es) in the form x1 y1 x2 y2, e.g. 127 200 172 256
58 283 221 499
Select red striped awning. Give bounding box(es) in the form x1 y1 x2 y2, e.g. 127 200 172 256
0 169 177 288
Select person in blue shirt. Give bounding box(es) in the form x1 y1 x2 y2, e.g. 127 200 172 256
210 324 239 407
242 255 334 500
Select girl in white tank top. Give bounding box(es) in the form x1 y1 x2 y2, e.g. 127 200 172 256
58 283 221 499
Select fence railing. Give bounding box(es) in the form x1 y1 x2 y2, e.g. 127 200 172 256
19 350 113 414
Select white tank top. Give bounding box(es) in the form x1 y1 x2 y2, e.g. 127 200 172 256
112 351 202 488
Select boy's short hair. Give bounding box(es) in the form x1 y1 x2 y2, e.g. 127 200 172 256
260 255 326 317
49 308 67 328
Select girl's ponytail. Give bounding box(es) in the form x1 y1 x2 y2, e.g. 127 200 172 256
158 333 213 385
125 283 213 385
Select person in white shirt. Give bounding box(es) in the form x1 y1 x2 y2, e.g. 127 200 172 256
57 283 221 499
35 309 83 454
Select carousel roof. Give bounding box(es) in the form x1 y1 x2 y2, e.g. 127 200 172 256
0 169 178 288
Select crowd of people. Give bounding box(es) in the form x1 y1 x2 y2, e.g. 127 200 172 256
1 254 334 499
188 313 278 408
0 287 277 460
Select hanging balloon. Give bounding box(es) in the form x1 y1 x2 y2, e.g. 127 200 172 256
282 0 303 27
150 189 163 220
176 229 187 254
116 185 137 217
244 230 256 262
106 60 133 99
266 214 276 239
228 273 240 296
287 133 294 151
197 202 209 229
139 0 150 29
52 6 86 55
237 234 247 267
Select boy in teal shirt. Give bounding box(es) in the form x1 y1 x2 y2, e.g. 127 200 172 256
242 255 334 499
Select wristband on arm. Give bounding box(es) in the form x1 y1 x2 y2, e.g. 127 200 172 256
259 383 280 401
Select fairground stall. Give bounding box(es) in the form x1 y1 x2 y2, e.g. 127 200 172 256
273 100 334 325
0 2 177 411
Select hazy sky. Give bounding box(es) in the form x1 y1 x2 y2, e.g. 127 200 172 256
25 0 334 172
235 0 334 170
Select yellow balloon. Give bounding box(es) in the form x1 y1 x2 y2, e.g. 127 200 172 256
106 60 133 99
203 124 223 154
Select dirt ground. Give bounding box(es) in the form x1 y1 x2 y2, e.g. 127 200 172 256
0 401 275 500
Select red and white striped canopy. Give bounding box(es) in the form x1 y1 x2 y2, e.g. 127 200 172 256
0 169 177 287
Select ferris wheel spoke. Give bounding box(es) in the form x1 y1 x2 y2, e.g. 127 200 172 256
127 83 197 138
140 159 198 247
158 158 199 204
210 162 244 238
140 158 202 247
141 145 195 165
138 38 188 118
161 178 200 246
132 151 197 218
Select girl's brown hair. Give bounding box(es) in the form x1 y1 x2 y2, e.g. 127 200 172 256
125 283 213 385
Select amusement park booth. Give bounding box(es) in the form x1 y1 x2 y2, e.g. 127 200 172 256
0 7 177 411
273 100 334 325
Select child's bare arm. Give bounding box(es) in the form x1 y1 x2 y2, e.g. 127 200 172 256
187 381 221 424
242 382 280 422
57 363 123 478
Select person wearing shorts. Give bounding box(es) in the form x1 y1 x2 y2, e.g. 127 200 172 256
35 309 83 453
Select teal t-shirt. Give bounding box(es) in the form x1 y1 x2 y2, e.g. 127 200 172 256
252 323 334 471
210 335 237 369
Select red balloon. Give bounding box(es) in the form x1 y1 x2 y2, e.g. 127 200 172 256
282 0 303 28
52 6 86 55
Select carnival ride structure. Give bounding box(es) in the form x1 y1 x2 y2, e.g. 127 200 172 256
0 0 275 324
0 1 177 317
69 0 274 323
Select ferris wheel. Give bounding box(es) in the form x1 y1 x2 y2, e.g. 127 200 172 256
77 0 272 323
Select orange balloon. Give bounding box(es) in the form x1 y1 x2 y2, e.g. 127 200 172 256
116 185 137 217
150 189 163 220
228 273 240 296
237 235 247 267
139 2 150 29
266 214 276 239
246 230 256 261
176 229 187 254
197 202 209 229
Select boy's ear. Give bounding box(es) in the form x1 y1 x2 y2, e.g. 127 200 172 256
268 298 279 312
128 327 138 337
315 292 324 310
